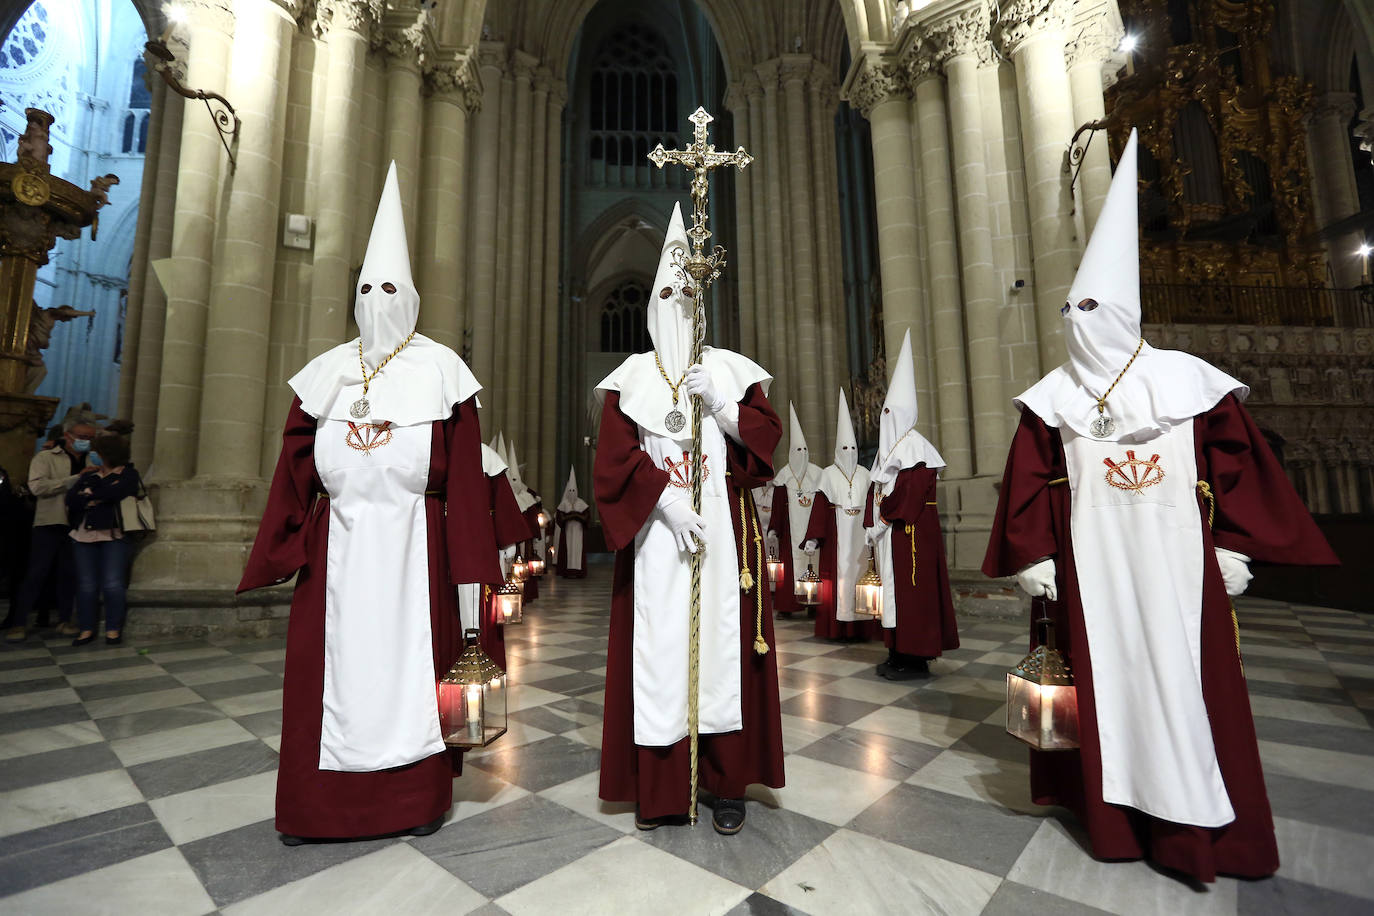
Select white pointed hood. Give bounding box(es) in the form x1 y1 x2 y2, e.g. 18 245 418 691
648 202 694 382
288 161 480 424
557 466 588 514
871 330 944 486
1016 129 1245 441
820 388 869 508
786 403 810 480
507 439 536 511
479 443 508 478
493 431 506 460
595 202 770 440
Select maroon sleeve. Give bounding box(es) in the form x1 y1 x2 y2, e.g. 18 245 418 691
491 474 529 549
522 505 542 540
981 409 1063 578
862 483 875 528
768 484 787 539
878 466 937 525
804 492 833 545
594 391 670 552
725 382 781 487
446 397 504 585
1197 394 1338 566
238 398 318 593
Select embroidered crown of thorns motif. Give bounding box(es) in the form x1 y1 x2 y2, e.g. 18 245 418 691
1103 450 1165 493
346 421 393 455
664 451 710 489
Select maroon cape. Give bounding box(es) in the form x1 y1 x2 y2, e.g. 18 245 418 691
554 506 589 578
863 466 959 657
480 470 532 668
767 484 806 616
803 493 880 641
520 503 541 601
596 385 786 818
982 395 1338 882
238 396 502 839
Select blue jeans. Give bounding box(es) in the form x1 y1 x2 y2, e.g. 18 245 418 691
72 539 132 634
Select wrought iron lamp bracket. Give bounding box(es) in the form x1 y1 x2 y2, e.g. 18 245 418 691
145 40 240 171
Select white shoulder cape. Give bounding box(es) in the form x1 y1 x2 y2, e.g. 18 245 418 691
595 346 772 442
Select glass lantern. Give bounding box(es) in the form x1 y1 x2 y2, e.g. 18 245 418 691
536 510 549 531
795 563 821 606
1006 615 1079 751
494 574 524 624
855 552 883 618
438 629 508 748
528 555 545 576
512 555 528 582
765 550 785 593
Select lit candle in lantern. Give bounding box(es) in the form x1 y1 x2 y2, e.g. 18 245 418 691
796 563 821 606
465 683 483 742
855 551 883 618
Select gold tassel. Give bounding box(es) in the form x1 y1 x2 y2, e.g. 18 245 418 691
739 568 754 590
754 634 770 655
742 489 770 655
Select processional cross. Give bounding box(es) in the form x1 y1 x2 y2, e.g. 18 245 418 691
647 107 752 826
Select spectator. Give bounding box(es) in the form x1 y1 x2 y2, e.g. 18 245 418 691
66 431 141 647
5 419 94 642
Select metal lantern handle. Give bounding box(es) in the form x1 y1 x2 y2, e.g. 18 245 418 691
1033 598 1057 652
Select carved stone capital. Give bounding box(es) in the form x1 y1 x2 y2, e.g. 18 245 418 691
904 44 941 84
476 41 507 74
314 0 378 37
754 58 782 94
1357 107 1374 154
1311 91 1357 126
547 79 568 110
779 54 814 86
1063 13 1123 68
424 49 482 112
182 0 236 35
996 0 1072 57
844 54 909 118
928 6 991 68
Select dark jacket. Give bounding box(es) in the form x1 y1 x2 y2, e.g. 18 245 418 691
66 466 142 533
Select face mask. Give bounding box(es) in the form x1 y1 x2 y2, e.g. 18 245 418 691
71 439 91 453
87 452 103 467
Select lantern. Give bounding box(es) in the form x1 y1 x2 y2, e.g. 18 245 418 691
855 552 883 618
528 555 545 576
536 510 549 531
795 563 821 606
438 629 508 748
512 555 529 582
1006 613 1079 751
494 574 524 624
765 549 785 592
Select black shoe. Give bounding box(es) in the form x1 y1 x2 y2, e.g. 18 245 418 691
279 833 306 847
105 634 123 646
875 661 891 678
634 809 688 831
408 815 445 837
882 656 931 681
71 633 95 647
711 798 746 835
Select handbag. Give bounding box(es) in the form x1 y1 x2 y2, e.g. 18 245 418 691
120 483 156 533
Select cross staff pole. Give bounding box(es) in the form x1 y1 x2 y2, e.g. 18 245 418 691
648 107 752 826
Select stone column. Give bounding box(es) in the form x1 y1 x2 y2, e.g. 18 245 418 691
809 66 843 424
999 0 1077 369
152 0 234 480
306 0 370 357
847 56 933 425
1307 92 1363 288
383 37 424 243
1064 20 1118 237
491 60 517 429
131 81 183 471
501 51 536 444
538 82 565 491
522 68 550 461
910 57 972 478
935 10 1008 473
118 79 165 421
744 77 773 376
466 44 505 398
195 0 294 480
758 61 793 426
418 54 478 352
724 83 756 359
781 55 825 450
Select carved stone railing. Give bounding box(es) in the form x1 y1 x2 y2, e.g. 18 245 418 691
1141 284 1374 329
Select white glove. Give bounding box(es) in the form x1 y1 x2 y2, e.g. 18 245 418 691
1214 547 1252 597
802 540 818 553
1016 558 1057 602
683 364 728 415
660 495 707 554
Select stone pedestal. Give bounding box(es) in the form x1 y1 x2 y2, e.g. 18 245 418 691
131 477 270 592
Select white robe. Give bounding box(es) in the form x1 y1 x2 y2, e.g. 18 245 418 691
818 465 870 623
777 463 824 579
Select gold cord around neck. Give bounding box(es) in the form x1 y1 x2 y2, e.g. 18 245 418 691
358 331 417 397
653 350 687 406
1091 337 1145 417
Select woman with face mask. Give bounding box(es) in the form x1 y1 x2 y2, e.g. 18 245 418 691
237 163 504 845
802 389 879 642
983 131 1337 882
64 431 140 646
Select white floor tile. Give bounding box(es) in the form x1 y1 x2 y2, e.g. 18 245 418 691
0 686 79 714
223 843 484 916
760 828 1001 916
0 720 103 761
110 718 258 767
497 835 749 916
84 687 203 720
537 770 636 834
1274 817 1374 900
1007 819 1238 916
779 713 840 753
1258 740 1374 793
445 765 529 825
749 754 896 826
907 749 1040 814
849 704 981 748
0 769 144 839
64 665 170 688
504 685 566 713
0 664 61 684
149 770 278 845
209 690 283 718
1248 694 1371 730
0 848 214 916
814 676 919 705
786 656 871 677
172 664 272 687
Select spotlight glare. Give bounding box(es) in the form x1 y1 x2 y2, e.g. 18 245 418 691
1358 243 1373 258
1121 33 1139 53
164 4 187 24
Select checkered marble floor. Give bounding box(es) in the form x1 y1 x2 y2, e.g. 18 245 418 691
1 562 1372 916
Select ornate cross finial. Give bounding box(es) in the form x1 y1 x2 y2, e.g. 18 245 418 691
648 107 752 289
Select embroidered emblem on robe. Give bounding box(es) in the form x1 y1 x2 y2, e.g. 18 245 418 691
346 421 393 455
797 493 813 508
664 450 710 489
1102 450 1165 493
